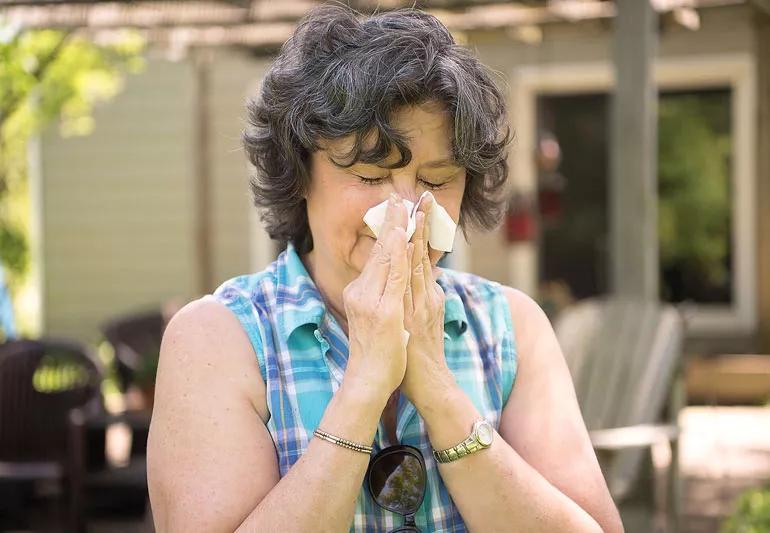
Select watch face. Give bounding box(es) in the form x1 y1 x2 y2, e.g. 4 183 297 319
476 420 494 447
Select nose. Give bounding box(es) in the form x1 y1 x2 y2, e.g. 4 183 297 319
392 185 419 205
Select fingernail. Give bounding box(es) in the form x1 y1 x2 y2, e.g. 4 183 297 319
389 192 399 205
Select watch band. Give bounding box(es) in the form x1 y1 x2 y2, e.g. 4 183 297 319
432 419 493 464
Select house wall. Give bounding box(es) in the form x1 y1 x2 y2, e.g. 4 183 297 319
206 50 271 285
39 47 268 343
465 5 761 352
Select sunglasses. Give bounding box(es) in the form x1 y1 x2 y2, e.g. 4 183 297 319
365 444 427 533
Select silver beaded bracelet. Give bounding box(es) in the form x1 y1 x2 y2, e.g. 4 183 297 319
313 428 374 455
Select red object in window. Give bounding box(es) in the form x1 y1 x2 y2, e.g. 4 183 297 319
538 187 563 221
504 208 536 243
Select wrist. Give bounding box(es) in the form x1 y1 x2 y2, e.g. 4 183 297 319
420 385 478 442
338 378 390 412
408 366 459 412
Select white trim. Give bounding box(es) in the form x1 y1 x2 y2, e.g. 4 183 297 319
509 54 758 336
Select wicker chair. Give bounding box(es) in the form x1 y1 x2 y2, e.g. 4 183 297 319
0 338 103 530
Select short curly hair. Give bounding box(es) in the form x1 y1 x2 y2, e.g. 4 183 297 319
242 3 513 254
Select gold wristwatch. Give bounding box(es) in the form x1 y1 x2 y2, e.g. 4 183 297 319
433 419 494 464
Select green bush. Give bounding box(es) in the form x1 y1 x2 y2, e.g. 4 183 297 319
721 480 770 533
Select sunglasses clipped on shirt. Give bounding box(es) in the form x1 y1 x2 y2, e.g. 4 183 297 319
365 444 427 533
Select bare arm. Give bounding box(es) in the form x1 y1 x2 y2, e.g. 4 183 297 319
413 287 623 532
147 297 388 532
148 195 412 532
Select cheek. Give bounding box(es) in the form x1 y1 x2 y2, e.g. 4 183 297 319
434 183 465 224
313 185 369 230
343 187 380 230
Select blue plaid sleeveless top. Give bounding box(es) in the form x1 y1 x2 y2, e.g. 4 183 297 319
211 242 518 532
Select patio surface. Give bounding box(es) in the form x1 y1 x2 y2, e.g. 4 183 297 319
679 405 770 533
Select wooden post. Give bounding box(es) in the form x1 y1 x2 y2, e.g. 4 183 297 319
192 47 214 295
757 9 770 352
610 0 659 301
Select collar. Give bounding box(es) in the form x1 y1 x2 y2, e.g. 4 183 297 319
278 241 468 337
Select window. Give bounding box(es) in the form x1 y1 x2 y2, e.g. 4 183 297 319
510 56 757 335
536 88 733 305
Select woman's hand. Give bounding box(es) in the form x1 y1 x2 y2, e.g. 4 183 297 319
401 192 455 409
342 193 412 404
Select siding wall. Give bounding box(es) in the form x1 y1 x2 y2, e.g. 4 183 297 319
207 51 271 285
40 48 268 343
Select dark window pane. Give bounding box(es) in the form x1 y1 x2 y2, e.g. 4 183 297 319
536 93 610 302
535 88 733 307
658 88 732 304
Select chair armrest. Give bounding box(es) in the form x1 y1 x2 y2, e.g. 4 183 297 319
590 423 679 451
0 461 62 480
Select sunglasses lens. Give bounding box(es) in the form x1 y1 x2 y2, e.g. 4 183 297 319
368 451 426 515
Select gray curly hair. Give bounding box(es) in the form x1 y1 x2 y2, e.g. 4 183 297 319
242 3 513 254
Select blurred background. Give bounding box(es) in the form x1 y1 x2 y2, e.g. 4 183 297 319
0 0 768 531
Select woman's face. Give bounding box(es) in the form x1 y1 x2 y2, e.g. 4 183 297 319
305 103 466 283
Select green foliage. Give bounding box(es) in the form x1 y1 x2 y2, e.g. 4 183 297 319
32 354 92 393
721 480 770 533
0 23 146 330
658 92 731 295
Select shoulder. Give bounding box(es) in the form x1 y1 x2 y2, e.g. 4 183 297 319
211 267 277 307
440 268 548 338
499 286 550 332
442 267 553 365
160 296 267 421
498 285 555 366
148 298 278 530
440 268 533 312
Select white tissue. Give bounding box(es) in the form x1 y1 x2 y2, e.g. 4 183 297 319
363 191 457 252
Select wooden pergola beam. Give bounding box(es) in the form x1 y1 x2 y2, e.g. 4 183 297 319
0 0 249 5
1 0 746 34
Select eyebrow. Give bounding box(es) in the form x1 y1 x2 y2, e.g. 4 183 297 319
359 157 461 170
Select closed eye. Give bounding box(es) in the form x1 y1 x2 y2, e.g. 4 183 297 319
352 174 447 190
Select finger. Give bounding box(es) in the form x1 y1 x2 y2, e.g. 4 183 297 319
421 202 436 288
418 192 443 274
361 195 407 292
382 226 409 302
368 193 406 258
404 242 415 317
411 211 427 310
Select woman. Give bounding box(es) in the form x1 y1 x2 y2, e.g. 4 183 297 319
147 4 623 532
